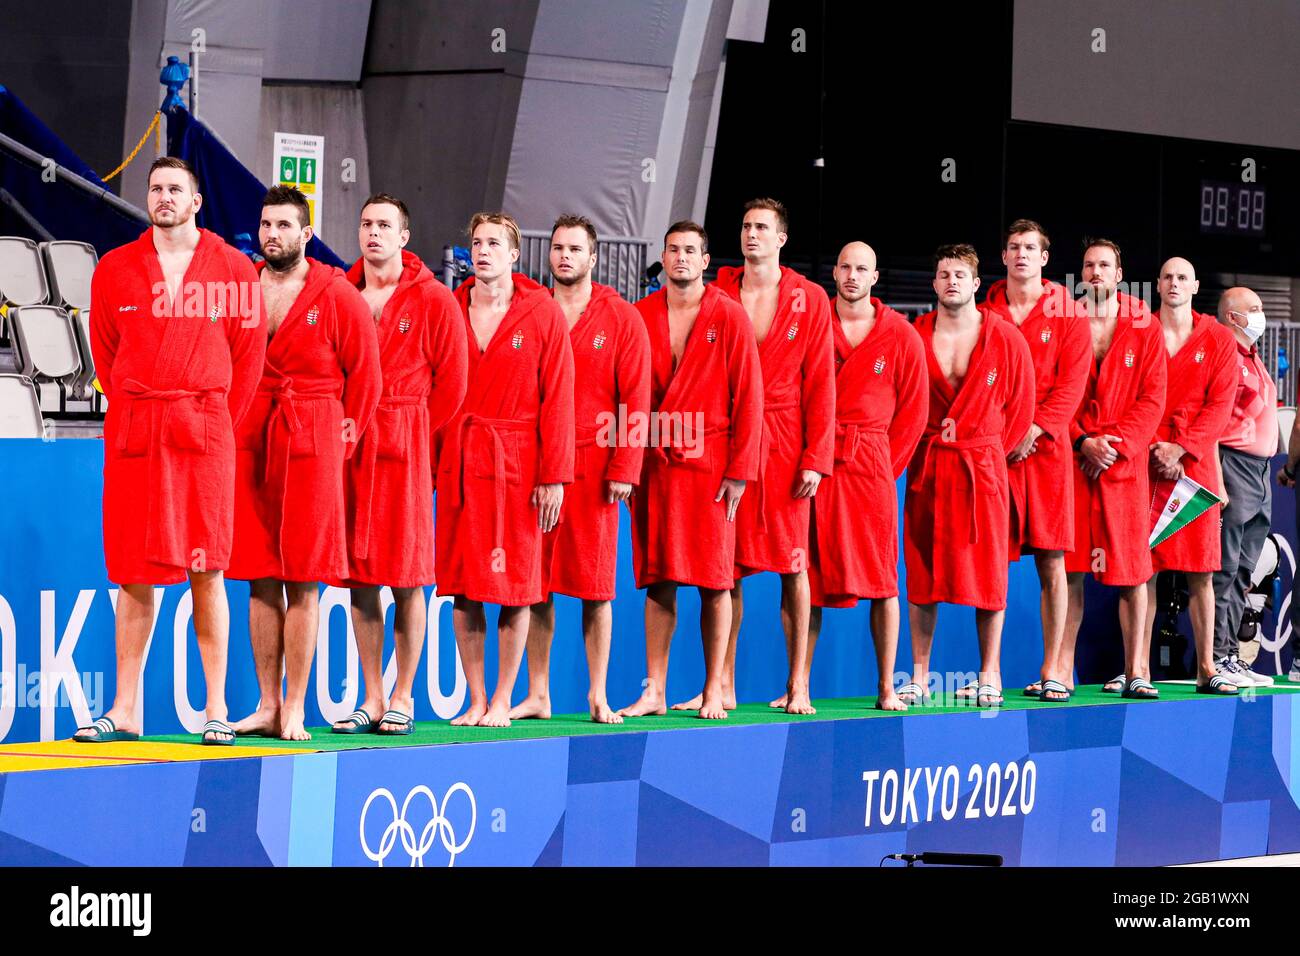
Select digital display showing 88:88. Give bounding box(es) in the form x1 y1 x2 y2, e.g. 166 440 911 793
1200 180 1265 235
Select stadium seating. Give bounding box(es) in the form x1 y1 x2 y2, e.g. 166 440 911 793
0 237 103 418
0 236 50 341
8 304 82 410
0 373 44 437
39 240 96 311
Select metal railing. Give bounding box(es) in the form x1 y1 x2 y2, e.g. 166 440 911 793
1261 321 1300 407
517 230 653 303
443 232 654 304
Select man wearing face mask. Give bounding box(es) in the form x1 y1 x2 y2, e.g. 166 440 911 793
1215 287 1277 688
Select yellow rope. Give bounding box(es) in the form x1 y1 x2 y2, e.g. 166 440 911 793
101 111 162 182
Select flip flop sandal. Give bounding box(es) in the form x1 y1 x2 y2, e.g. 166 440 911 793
955 682 980 699
376 710 414 736
201 719 236 746
975 684 1004 708
332 708 378 734
1039 679 1072 703
1023 681 1043 698
1122 677 1160 700
73 716 139 743
1102 673 1127 694
1197 675 1239 696
896 683 931 706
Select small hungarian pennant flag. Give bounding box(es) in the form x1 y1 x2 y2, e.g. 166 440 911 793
1148 475 1222 548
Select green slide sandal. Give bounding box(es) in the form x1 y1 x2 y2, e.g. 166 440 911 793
376 710 414 736
332 709 378 734
73 717 139 743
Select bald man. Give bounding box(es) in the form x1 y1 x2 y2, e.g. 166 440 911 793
1145 259 1238 694
1216 287 1278 688
788 242 926 711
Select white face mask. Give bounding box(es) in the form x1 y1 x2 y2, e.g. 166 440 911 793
1234 309 1267 344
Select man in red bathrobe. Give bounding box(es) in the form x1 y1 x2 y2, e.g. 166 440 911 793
1145 257 1238 695
328 194 468 737
902 244 1034 707
788 241 927 712
619 220 763 720
1064 239 1167 699
437 212 575 728
79 157 265 745
507 215 651 725
980 220 1090 703
672 198 835 715
228 186 382 741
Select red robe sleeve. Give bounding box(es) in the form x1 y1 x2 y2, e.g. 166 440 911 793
798 286 836 475
724 308 764 482
89 263 120 400
536 301 576 486
606 302 651 485
1034 310 1090 442
1112 325 1167 461
1002 326 1036 454
225 254 265 429
335 283 382 461
1174 333 1238 464
889 325 929 478
424 286 469 486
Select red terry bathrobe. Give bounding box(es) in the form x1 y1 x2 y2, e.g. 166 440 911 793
713 265 835 576
904 308 1035 610
630 284 763 591
1065 294 1167 586
90 227 265 584
339 250 468 587
436 274 575 606
228 259 382 582
810 300 927 607
543 282 651 601
983 279 1091 558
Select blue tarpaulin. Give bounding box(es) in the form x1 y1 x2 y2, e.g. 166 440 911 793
165 105 344 268
0 85 144 256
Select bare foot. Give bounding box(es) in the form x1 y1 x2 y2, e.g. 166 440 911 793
589 698 623 725
672 690 737 711
279 708 312 742
332 697 385 732
784 684 816 715
508 694 551 720
478 703 511 728
231 705 281 737
451 702 488 726
769 693 788 709
618 682 667 717
73 707 139 740
379 695 414 733
698 693 729 720
876 691 908 712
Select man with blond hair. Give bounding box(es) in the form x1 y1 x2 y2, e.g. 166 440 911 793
437 211 575 727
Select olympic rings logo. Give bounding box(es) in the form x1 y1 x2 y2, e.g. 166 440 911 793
359 783 477 867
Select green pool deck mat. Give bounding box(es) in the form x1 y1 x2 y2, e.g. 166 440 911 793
147 681 1299 752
